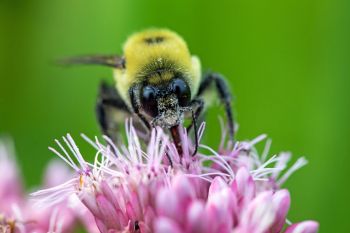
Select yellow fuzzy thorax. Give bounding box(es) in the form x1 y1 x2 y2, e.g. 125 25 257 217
113 29 201 106
124 29 192 77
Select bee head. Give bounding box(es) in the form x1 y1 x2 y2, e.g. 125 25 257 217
140 78 191 128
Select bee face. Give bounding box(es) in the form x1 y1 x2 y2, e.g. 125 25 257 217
140 78 191 128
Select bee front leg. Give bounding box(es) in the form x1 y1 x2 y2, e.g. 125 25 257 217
129 86 151 130
187 98 205 133
196 72 235 142
178 99 204 156
96 81 131 144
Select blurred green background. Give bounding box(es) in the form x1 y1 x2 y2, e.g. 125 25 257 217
0 0 349 232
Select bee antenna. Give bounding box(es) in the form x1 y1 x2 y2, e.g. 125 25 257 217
57 55 125 68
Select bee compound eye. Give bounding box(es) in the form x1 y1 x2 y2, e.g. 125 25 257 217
141 86 159 117
171 78 191 106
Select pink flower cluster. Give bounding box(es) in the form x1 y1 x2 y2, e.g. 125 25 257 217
1 122 319 233
0 140 77 233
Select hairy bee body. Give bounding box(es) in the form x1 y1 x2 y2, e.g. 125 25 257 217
114 29 201 107
62 28 234 154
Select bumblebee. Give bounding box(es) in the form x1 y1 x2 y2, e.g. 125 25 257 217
62 29 234 155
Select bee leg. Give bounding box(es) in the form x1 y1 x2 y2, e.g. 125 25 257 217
96 81 131 143
184 99 204 156
187 98 204 133
196 72 235 142
129 87 151 130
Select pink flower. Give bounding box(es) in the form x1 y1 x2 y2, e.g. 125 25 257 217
0 139 77 233
154 171 318 233
33 122 208 233
32 121 319 233
0 139 23 214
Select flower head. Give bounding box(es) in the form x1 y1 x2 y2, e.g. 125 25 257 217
32 121 319 233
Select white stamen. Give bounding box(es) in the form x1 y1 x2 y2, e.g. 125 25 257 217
65 134 87 170
197 122 206 144
261 139 272 162
49 147 78 171
199 144 235 179
80 133 99 151
54 139 78 170
277 157 308 186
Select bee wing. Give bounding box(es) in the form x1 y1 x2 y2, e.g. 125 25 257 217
58 55 125 68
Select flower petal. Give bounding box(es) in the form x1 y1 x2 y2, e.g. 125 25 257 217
239 191 275 233
154 217 183 233
285 221 319 233
187 200 208 233
96 194 120 229
271 189 290 232
231 167 255 204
